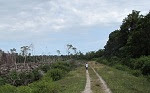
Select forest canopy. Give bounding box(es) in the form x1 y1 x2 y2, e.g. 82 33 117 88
104 10 150 58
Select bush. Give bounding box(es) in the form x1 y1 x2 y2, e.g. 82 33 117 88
46 69 64 81
109 56 121 66
17 86 32 93
6 70 19 86
141 61 150 75
32 69 43 81
29 80 59 93
96 57 109 65
51 62 71 72
4 70 41 86
130 70 142 77
40 65 51 72
133 56 150 75
16 72 34 86
0 77 5 86
0 84 17 93
146 75 150 82
97 56 150 76
41 76 53 82
24 72 35 84
113 64 129 71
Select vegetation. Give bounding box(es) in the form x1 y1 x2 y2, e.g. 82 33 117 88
55 67 86 93
104 10 150 58
0 10 150 92
92 62 150 93
82 10 150 77
95 56 150 77
0 60 82 92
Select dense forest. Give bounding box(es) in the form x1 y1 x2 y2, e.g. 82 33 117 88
104 10 150 58
84 10 150 76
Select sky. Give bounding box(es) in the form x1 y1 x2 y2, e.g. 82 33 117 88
0 0 150 55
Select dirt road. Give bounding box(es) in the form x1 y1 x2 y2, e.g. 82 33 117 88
82 62 112 93
82 70 92 93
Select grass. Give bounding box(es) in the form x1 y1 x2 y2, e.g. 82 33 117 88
55 66 86 93
92 61 150 93
88 66 104 93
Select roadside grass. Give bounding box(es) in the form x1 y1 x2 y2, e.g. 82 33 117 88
55 67 86 93
92 61 150 93
88 66 104 93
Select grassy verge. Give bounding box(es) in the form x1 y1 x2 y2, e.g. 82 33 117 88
55 67 86 93
88 66 104 93
91 61 150 93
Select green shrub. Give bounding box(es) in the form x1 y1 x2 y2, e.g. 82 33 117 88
113 64 129 71
0 84 17 93
32 69 43 81
109 56 121 66
41 75 53 82
131 70 142 77
17 86 33 93
16 72 30 86
146 75 150 82
46 69 64 81
133 56 150 75
5 70 40 86
16 71 34 86
29 80 59 93
6 70 19 86
121 58 132 67
141 61 150 75
96 58 109 65
0 77 5 86
40 65 51 72
51 62 71 72
24 72 35 84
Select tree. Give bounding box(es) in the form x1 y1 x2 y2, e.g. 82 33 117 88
126 12 150 57
67 44 73 55
10 48 17 70
56 50 61 56
104 10 143 57
0 49 3 65
72 47 77 54
20 46 30 66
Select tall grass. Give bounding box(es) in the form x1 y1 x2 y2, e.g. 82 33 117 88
94 63 150 93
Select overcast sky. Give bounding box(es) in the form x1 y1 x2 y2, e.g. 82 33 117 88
0 0 150 55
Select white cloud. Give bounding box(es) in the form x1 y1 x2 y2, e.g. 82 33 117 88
0 0 150 41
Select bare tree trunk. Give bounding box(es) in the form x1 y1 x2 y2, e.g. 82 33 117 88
24 56 27 66
14 55 17 70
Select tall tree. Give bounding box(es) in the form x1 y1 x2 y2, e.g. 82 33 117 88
56 50 61 56
72 47 77 54
126 12 150 57
21 46 30 66
104 10 143 57
67 44 73 55
10 48 17 70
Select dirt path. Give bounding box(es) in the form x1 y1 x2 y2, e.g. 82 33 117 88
90 66 112 93
82 70 92 93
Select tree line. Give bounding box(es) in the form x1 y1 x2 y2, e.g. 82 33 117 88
0 43 83 67
104 10 150 58
82 10 150 76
